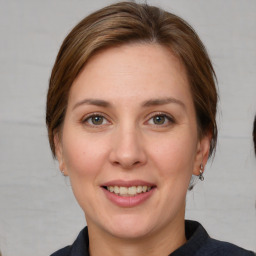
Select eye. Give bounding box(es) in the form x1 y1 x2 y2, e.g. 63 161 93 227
82 114 109 126
147 113 174 126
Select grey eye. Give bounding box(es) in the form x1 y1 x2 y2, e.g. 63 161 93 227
91 116 104 125
85 115 108 126
147 114 174 126
153 115 166 125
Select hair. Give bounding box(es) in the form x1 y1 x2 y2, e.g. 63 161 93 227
253 115 256 155
46 1 218 158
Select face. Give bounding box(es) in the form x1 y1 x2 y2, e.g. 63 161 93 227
55 43 210 240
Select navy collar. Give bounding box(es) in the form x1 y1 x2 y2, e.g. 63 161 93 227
51 220 254 256
68 220 209 256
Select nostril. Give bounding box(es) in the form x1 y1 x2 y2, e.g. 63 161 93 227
112 161 120 166
112 160 143 169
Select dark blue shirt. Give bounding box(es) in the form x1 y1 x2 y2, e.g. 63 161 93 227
51 220 255 256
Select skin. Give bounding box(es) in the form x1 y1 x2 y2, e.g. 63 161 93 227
55 43 210 256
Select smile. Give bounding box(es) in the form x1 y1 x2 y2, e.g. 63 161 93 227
101 180 156 207
106 186 152 196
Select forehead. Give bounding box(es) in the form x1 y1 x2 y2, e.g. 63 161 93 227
69 43 192 106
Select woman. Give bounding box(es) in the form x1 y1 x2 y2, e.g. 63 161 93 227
46 2 254 256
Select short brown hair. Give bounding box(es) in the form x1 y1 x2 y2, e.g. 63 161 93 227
46 1 218 157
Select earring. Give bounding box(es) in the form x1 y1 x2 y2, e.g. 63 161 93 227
61 170 65 176
199 164 204 181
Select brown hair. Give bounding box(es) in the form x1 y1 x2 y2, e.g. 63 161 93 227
46 1 218 157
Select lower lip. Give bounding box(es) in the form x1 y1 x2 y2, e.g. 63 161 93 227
102 188 155 208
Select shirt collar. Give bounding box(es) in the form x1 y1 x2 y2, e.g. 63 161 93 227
70 220 209 256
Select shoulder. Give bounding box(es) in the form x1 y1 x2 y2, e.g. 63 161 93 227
197 237 255 256
184 220 255 256
50 246 71 256
50 227 89 256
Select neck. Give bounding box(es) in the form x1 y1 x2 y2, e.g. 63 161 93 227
88 214 186 256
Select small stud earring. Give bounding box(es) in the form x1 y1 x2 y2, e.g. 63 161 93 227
199 164 204 181
61 170 65 176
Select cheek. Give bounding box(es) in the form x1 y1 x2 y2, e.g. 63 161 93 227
62 131 110 178
61 131 110 211
147 132 197 179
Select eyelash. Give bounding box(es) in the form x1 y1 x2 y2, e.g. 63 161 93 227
81 113 110 127
81 112 175 128
146 112 175 127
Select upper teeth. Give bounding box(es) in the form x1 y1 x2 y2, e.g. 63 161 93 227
107 186 152 196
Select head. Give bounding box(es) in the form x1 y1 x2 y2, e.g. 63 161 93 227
46 1 217 158
46 1 218 242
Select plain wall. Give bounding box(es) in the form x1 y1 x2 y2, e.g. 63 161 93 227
0 0 255 255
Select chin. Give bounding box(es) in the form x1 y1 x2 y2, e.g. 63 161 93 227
110 226 152 240
104 215 155 240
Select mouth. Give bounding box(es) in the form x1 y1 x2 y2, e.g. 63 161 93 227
103 185 153 197
101 180 156 207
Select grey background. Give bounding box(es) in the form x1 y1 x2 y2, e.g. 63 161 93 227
0 0 255 255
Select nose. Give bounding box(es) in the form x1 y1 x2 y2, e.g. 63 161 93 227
109 126 147 169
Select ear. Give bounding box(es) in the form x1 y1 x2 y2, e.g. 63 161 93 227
54 133 66 175
192 132 211 176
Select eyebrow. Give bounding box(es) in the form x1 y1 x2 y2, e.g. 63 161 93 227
72 97 185 110
142 97 185 108
73 99 111 110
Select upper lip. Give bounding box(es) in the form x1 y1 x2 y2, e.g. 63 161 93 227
101 179 156 187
